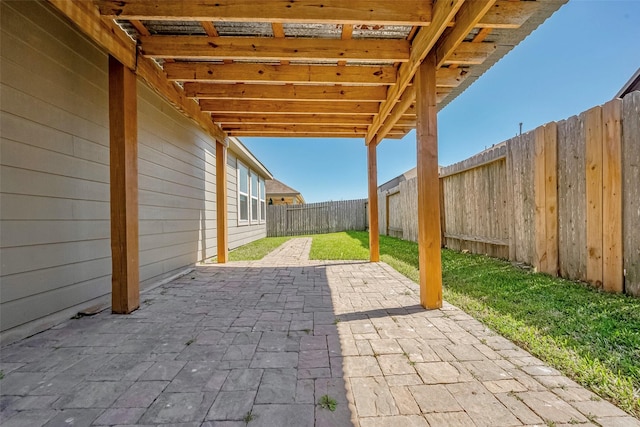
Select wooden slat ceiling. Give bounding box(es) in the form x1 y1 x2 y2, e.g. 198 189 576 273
95 0 564 142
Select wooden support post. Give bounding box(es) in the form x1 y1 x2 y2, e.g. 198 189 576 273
108 55 139 314
602 99 623 293
368 140 380 262
585 106 604 288
216 140 229 263
416 51 442 309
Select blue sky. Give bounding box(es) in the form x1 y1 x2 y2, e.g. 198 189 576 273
243 1 640 203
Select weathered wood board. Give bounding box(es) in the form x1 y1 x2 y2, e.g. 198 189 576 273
557 115 587 281
585 106 604 287
602 99 623 293
508 131 536 264
622 91 640 296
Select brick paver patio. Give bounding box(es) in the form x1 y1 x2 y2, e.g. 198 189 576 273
1 238 638 426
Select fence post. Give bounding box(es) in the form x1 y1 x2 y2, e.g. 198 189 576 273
622 91 640 296
534 126 547 272
602 99 623 293
585 106 604 288
439 177 446 248
534 123 559 275
385 192 390 236
544 123 559 276
506 139 516 261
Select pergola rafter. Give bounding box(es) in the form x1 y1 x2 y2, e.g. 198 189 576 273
96 0 435 26
46 0 566 311
164 63 398 85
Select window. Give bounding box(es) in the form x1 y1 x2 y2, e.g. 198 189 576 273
237 161 266 226
238 162 249 222
259 178 266 222
250 171 259 223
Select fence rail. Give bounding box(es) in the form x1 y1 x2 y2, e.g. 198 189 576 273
266 199 367 237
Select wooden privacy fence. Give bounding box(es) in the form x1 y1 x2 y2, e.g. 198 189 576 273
267 199 367 237
378 91 640 296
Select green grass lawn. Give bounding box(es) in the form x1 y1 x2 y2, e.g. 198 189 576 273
225 236 292 261
228 231 640 416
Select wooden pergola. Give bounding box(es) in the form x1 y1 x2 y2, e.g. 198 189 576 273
46 0 564 313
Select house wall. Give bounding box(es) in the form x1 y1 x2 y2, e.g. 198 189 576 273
0 0 113 335
137 82 219 284
0 0 267 339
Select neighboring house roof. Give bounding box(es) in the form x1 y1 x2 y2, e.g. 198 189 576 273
266 179 304 199
616 68 640 99
378 166 443 193
379 168 417 193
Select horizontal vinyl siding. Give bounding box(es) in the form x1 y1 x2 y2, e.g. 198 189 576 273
0 0 111 331
137 83 218 282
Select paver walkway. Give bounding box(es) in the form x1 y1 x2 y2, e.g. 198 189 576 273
1 238 638 427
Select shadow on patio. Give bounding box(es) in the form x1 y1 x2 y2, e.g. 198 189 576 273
1 262 355 426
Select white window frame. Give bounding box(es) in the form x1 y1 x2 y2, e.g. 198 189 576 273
237 160 267 226
250 170 259 224
259 178 266 224
237 161 249 224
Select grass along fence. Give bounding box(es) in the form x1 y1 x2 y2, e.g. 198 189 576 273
266 199 367 237
378 91 640 296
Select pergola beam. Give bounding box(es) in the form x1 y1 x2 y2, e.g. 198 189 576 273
436 0 498 68
377 85 417 142
136 58 227 142
200 100 380 115
46 0 227 143
164 63 397 85
366 0 464 144
185 83 388 102
479 0 540 29
372 0 495 142
140 36 410 63
48 0 136 69
169 62 465 88
444 42 497 65
214 114 374 126
226 124 369 136
97 0 433 26
96 0 535 29
228 131 405 138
